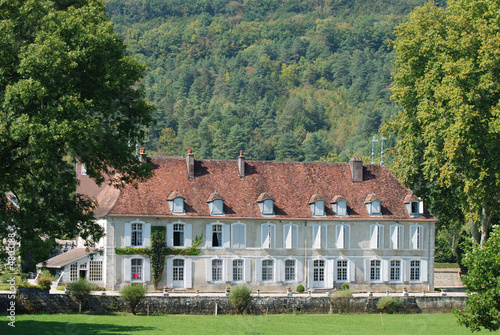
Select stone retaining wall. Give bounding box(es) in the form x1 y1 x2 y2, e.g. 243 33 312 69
434 268 464 288
0 290 466 315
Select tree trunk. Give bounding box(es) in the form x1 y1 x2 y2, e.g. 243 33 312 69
480 205 491 246
471 218 480 244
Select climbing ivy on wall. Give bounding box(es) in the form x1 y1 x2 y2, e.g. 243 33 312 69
115 227 203 290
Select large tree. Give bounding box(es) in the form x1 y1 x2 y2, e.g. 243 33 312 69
384 0 500 245
0 0 153 269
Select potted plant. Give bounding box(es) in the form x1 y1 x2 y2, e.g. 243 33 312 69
162 285 168 296
286 286 292 296
225 286 231 296
403 287 408 296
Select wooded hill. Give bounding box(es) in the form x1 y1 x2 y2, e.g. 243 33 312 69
106 0 444 162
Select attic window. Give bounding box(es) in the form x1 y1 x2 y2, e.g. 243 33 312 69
365 194 382 216
167 191 186 215
309 194 326 217
207 192 225 216
257 192 275 216
404 194 423 217
331 195 348 217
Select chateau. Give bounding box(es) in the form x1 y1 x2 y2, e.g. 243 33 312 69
42 150 436 292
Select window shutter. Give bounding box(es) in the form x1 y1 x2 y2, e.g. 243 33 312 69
349 260 355 282
284 224 292 249
410 225 417 249
312 225 321 249
271 224 276 248
402 260 408 282
261 224 269 248
185 259 192 288
326 260 334 289
419 201 424 214
166 223 173 247
292 225 298 248
370 225 377 249
206 224 213 248
185 224 192 247
224 259 231 282
321 225 327 249
143 223 151 247
124 258 131 282
214 200 223 214
223 224 231 248
144 257 151 282
390 225 396 249
418 226 423 250
296 259 304 283
255 259 262 282
344 225 350 249
244 259 252 282
166 258 173 287
124 222 131 247
308 260 314 288
378 225 384 249
264 199 273 214
336 225 344 249
277 259 285 282
232 223 245 249
205 259 212 282
421 260 428 282
364 260 370 282
382 260 388 282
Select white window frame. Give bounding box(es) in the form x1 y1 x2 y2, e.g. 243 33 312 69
166 257 192 289
390 260 401 282
131 258 143 282
131 223 143 247
173 259 184 282
283 223 298 249
231 223 246 249
310 200 326 217
370 224 384 249
261 223 276 249
124 221 151 248
208 199 224 216
410 260 421 281
335 201 348 217
70 263 78 282
313 259 325 282
89 260 103 282
172 197 185 214
259 199 274 216
336 224 350 249
284 259 296 282
410 224 423 250
261 259 274 282
369 259 381 281
232 259 244 282
312 224 327 249
336 259 348 282
212 259 223 282
390 224 403 250
167 222 192 248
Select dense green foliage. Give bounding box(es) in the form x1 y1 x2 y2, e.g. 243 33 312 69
384 0 500 246
228 284 253 314
377 296 402 314
150 226 166 290
36 276 53 291
120 283 148 315
0 0 153 271
330 288 353 314
66 278 93 311
105 0 441 162
455 226 500 332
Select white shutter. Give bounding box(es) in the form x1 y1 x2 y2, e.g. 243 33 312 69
321 225 327 249
232 223 245 249
224 259 231 282
418 226 423 249
261 224 270 248
344 225 350 249
410 225 417 249
364 260 370 282
370 225 377 249
166 223 173 247
284 225 292 249
349 260 355 283
166 258 173 287
296 259 304 283
271 224 276 248
272 259 278 282
185 224 192 247
421 259 428 282
255 259 262 282
308 260 314 288
326 259 334 289
124 222 132 247
419 201 424 214
144 257 151 282
223 224 231 248
124 258 131 282
205 259 212 282
185 259 192 288
382 260 388 282
277 259 285 282
378 225 384 249
292 225 298 248
402 260 408 282
143 223 151 247
336 225 344 249
312 225 321 249
205 224 212 248
244 259 252 282
390 225 396 249
399 226 404 249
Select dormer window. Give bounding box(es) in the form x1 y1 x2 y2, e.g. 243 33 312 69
167 191 186 215
257 192 275 216
309 194 326 217
331 195 348 217
404 194 423 217
207 192 225 216
365 194 382 216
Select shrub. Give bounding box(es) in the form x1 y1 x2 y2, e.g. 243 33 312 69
330 289 353 314
67 279 93 313
37 276 52 291
341 283 350 291
377 296 403 314
56 285 65 291
228 285 253 314
296 284 305 293
120 283 148 315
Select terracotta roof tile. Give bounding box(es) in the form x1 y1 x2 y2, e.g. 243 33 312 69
256 192 275 203
331 195 347 203
404 194 420 203
308 194 326 204
207 192 224 203
364 193 381 203
166 191 185 201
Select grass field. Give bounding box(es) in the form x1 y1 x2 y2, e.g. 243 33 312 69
1 313 498 335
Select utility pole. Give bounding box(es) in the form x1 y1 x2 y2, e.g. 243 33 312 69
371 136 378 164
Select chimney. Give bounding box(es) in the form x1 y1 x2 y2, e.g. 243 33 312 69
139 147 146 163
349 157 363 182
186 148 194 179
238 150 245 177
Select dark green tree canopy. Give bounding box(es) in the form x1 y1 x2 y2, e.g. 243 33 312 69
0 0 153 268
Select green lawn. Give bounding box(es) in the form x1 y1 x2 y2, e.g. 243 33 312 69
1 313 497 335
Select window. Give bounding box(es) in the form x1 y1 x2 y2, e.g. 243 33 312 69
337 260 348 281
131 223 143 246
173 197 184 214
370 224 383 249
212 259 223 282
173 259 184 281
263 199 274 215
411 202 419 214
390 225 403 249
390 260 401 281
212 224 223 247
365 195 382 216
89 261 103 282
262 260 274 281
312 224 327 249
231 223 246 249
285 260 296 282
212 199 224 215
233 260 243 282
70 263 78 281
310 200 325 217
283 224 298 249
131 259 143 281
410 260 420 281
313 260 325 282
336 224 350 249
410 225 423 250
370 260 381 281
257 193 275 216
261 223 276 249
173 223 184 247
336 201 348 216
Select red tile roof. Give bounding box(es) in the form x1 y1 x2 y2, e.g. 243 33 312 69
206 192 224 203
308 194 326 204
80 156 436 221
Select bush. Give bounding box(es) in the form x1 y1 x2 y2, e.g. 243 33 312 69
341 283 350 291
296 284 305 293
67 279 93 312
330 289 353 314
37 276 52 291
120 283 148 315
377 296 402 314
228 285 253 314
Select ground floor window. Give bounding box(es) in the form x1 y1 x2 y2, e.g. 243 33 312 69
370 260 381 281
131 259 143 281
410 260 420 281
70 263 78 281
173 259 184 281
285 260 295 282
262 260 274 281
337 260 348 281
212 259 223 282
390 260 401 281
89 261 103 282
233 260 243 282
313 260 325 282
